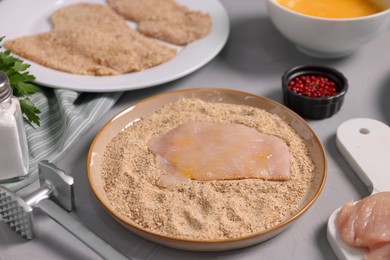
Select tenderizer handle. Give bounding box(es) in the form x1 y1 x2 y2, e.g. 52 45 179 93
38 199 128 260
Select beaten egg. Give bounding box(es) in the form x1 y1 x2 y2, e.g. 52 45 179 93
276 0 389 18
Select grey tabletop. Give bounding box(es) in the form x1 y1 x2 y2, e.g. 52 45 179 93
1 0 390 259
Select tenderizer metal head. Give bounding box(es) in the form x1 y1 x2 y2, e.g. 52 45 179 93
0 161 128 260
0 187 34 239
0 160 74 239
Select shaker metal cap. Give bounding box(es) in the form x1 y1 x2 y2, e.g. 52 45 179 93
0 71 12 102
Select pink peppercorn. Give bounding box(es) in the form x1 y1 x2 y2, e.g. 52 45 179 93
288 75 339 98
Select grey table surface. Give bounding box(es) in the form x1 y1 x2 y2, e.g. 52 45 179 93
1 0 390 259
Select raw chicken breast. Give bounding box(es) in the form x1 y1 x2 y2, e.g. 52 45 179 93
366 243 390 260
148 121 291 187
337 191 390 257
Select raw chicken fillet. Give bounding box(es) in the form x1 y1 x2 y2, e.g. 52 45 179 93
337 191 390 260
148 121 291 187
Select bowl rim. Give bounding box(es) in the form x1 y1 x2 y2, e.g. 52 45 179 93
267 0 390 22
87 87 327 244
282 65 349 102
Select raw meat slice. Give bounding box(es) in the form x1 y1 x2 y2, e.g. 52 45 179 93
366 243 390 260
337 191 390 257
148 121 291 187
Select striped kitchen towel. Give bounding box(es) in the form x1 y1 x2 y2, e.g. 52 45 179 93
5 87 122 192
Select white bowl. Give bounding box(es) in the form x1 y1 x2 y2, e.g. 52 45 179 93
87 88 326 251
265 0 390 58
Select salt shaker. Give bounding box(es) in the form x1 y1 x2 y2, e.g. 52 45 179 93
0 71 29 183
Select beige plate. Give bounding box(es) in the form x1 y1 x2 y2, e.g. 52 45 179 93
87 88 327 251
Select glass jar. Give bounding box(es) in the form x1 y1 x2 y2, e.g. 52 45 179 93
0 71 29 183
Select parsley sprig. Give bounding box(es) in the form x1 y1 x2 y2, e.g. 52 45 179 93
0 36 41 126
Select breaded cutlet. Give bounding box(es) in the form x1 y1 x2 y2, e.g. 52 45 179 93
107 0 212 45
5 3 177 76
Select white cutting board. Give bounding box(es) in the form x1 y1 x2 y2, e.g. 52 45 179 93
327 118 390 260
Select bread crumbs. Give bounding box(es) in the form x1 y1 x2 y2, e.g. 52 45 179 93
101 98 315 240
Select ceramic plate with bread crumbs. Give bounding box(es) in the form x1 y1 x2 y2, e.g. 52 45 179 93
100 97 316 241
0 0 229 92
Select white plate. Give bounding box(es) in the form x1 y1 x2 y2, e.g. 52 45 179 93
0 0 229 92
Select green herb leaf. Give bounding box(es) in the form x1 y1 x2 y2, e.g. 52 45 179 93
19 98 41 127
1 36 41 126
12 60 31 72
17 81 40 95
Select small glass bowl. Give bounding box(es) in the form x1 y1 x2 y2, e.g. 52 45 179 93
282 65 348 119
